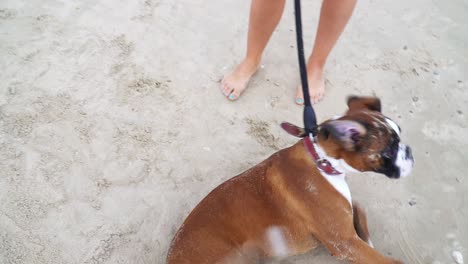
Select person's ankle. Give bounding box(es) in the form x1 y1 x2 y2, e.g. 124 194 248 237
307 57 325 71
242 56 261 68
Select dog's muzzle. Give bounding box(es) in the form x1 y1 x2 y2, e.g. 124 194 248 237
395 143 414 178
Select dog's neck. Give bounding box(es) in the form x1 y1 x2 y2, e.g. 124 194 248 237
312 136 355 205
313 137 360 175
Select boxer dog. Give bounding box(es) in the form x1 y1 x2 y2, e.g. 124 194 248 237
166 96 414 264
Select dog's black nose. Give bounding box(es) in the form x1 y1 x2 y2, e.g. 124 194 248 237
405 146 413 160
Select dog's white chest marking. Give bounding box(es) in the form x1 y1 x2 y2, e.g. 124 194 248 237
322 173 352 206
313 141 353 206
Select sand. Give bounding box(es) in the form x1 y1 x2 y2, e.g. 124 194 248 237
0 0 467 263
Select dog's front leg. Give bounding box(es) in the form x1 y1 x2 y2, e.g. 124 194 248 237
320 235 403 264
308 209 402 264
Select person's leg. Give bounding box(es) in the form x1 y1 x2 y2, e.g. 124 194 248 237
296 0 357 104
221 0 286 101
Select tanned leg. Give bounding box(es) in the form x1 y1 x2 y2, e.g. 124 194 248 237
221 0 286 100
296 0 357 104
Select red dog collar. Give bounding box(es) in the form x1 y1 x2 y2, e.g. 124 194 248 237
281 122 342 176
303 136 342 176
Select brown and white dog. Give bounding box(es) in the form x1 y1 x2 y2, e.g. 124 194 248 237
166 96 414 264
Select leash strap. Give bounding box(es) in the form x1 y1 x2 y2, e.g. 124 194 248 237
294 0 318 136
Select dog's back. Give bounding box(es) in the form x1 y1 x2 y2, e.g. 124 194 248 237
166 142 318 263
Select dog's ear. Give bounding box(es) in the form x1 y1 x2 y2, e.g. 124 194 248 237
320 120 367 151
281 122 307 138
347 96 381 112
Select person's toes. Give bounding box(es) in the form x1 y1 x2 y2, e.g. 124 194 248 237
296 85 305 105
224 86 233 97
295 97 304 105
314 92 325 103
312 94 322 104
312 95 318 104
228 91 239 101
228 94 236 101
221 80 233 96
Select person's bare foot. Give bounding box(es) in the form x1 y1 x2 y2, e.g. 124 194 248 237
295 64 325 105
221 58 260 101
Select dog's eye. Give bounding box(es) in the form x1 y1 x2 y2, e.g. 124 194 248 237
382 150 391 158
382 147 397 159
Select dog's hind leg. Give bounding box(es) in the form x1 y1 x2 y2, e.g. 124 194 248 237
352 203 374 248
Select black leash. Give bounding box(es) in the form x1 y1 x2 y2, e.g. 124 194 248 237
294 0 318 137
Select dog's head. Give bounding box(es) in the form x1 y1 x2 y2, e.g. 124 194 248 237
316 96 413 179
283 96 414 179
